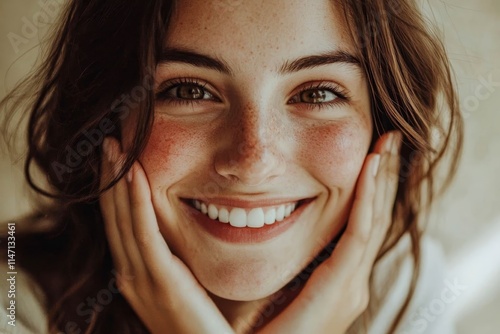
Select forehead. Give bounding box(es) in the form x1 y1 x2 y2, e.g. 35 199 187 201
165 0 355 68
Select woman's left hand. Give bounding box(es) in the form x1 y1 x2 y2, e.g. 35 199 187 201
257 131 402 334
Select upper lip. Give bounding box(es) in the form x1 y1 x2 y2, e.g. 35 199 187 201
182 196 316 209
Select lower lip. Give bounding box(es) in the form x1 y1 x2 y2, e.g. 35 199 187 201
180 198 316 244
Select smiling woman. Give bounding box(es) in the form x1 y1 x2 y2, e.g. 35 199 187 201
0 0 462 333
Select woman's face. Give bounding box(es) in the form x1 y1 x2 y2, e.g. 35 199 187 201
125 0 372 301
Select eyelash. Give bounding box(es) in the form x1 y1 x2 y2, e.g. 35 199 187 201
291 81 350 111
155 77 213 106
155 77 350 111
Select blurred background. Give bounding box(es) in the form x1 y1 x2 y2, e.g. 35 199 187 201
1 1 499 333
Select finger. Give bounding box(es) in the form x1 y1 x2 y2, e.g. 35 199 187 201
307 132 396 281
371 132 395 221
341 133 393 264
257 134 399 334
303 133 394 289
126 161 235 333
107 138 147 278
360 131 402 272
126 158 174 278
311 151 380 285
365 132 394 246
100 137 128 273
257 153 382 334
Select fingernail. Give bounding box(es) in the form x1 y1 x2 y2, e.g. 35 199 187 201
372 154 381 177
385 132 395 153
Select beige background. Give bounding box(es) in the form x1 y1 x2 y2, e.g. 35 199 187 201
1 1 499 333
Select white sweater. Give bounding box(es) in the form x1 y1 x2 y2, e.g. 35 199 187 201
0 234 457 334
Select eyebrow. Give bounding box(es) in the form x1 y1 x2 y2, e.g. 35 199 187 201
159 47 233 75
158 47 361 76
277 50 361 74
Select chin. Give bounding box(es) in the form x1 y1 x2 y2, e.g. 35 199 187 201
187 256 297 302
203 276 284 302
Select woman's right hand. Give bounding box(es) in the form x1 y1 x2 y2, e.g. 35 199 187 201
99 137 234 334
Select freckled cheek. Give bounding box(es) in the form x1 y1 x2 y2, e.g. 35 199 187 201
138 120 204 191
297 123 370 190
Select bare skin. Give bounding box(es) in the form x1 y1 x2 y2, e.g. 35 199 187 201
100 131 401 333
117 1 376 327
99 1 403 332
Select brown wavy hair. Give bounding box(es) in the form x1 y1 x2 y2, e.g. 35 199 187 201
1 0 463 333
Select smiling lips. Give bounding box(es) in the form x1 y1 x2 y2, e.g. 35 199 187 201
181 196 316 243
192 199 299 228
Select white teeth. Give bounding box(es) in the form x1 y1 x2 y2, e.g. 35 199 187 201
208 204 218 220
264 208 276 225
191 199 300 228
218 208 229 223
247 208 265 228
275 205 285 221
229 208 247 228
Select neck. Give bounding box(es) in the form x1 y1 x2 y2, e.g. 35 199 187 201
208 282 305 333
208 234 339 333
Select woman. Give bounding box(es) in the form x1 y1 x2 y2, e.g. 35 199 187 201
0 0 463 333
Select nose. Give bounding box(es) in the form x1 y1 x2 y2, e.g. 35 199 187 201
214 105 286 186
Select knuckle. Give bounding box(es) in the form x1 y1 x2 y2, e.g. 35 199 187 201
359 290 370 311
351 224 371 244
116 275 132 294
386 166 400 183
134 231 151 247
115 268 136 291
373 212 389 226
358 283 371 310
344 224 369 244
129 195 144 208
350 288 370 314
356 232 370 246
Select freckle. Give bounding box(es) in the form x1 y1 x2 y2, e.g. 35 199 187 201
140 119 204 176
297 123 352 170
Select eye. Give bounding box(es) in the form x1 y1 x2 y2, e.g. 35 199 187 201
174 84 206 99
156 78 218 102
300 89 336 103
288 82 347 105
